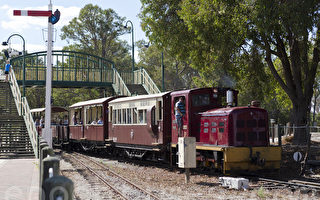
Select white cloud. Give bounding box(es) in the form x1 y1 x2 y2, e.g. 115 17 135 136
0 5 10 10
0 5 80 32
0 43 63 54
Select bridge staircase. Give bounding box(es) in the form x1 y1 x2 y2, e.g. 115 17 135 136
0 81 34 158
0 69 38 159
116 68 161 96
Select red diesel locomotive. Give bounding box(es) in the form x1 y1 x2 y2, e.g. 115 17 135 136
63 87 281 174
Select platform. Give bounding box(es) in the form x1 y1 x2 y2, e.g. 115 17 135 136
0 159 39 200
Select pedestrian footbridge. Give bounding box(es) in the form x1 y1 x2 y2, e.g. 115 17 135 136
10 50 161 96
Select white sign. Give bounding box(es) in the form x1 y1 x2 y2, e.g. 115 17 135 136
293 152 303 162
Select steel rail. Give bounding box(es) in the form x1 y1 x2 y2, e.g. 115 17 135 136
67 153 128 200
60 170 82 200
290 180 320 187
258 178 320 190
73 152 161 200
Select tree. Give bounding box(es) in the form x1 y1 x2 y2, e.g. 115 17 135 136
140 0 320 144
137 41 197 90
61 4 131 70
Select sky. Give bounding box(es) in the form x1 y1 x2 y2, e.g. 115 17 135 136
0 0 147 58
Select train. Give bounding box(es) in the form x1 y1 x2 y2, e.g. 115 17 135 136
47 87 281 174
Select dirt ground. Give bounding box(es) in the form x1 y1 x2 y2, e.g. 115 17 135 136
60 141 320 200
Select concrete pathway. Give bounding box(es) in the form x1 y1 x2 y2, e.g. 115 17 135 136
0 159 39 200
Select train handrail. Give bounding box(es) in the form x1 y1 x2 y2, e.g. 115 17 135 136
9 68 38 158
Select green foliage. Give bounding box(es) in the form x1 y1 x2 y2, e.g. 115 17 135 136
140 1 320 142
61 4 131 70
27 4 132 109
137 40 198 91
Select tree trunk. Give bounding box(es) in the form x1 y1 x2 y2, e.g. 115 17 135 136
292 100 309 145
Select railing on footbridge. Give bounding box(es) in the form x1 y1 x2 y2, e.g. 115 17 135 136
10 50 160 95
120 68 161 94
10 50 115 88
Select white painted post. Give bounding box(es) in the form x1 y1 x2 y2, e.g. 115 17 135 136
43 0 53 148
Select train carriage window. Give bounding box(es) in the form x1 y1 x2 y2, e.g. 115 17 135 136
133 108 137 124
112 110 116 124
138 110 144 123
109 106 112 122
143 110 147 123
123 109 127 124
157 101 162 120
127 108 132 124
118 110 121 124
151 108 155 126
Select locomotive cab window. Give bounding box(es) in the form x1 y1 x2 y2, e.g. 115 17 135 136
192 93 210 107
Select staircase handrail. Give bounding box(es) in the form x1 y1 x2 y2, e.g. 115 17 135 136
112 68 131 96
9 69 22 115
9 69 38 158
137 68 161 94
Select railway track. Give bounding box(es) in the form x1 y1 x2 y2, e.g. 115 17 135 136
252 177 320 194
61 151 160 200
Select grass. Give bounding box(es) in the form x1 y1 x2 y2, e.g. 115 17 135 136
257 186 266 199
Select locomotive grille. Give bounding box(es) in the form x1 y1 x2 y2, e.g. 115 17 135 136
234 110 268 146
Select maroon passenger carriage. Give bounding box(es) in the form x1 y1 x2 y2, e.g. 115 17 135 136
107 92 171 158
68 97 119 150
65 88 281 174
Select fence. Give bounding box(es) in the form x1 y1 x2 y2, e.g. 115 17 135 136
269 124 320 145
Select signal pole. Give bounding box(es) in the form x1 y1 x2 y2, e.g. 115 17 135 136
43 0 53 147
13 1 59 148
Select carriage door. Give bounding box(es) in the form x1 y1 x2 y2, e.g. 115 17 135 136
172 96 187 143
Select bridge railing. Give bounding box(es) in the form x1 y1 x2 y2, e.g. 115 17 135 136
120 68 161 94
9 68 38 158
135 68 161 94
11 50 114 85
112 68 131 96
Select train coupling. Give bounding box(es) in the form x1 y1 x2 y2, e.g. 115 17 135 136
250 151 265 167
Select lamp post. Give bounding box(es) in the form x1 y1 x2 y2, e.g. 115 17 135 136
124 20 134 83
2 34 26 97
161 51 165 92
144 43 165 92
